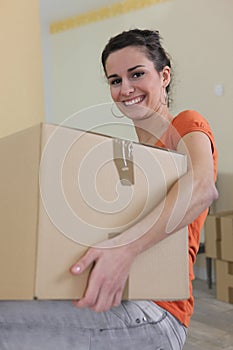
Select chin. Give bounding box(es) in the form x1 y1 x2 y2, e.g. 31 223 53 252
122 104 153 121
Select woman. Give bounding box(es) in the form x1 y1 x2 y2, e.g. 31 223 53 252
71 29 218 349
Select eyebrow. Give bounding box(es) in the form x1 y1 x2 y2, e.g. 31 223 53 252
107 65 146 79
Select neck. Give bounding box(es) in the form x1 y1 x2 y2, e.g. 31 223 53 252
134 108 173 146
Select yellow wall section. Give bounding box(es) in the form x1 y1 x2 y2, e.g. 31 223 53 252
0 0 45 138
50 0 169 34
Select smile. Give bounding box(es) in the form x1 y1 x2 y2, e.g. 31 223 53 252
123 96 145 106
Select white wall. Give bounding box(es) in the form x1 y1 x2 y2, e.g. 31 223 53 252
42 0 233 211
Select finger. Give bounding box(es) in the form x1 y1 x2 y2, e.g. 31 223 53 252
90 279 117 312
73 286 99 309
73 264 101 309
91 290 114 313
74 285 99 309
112 289 123 308
70 248 97 275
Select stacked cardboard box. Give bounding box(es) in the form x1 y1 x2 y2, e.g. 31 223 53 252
204 212 233 303
0 123 189 301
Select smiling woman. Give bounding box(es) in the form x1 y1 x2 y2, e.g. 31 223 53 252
102 30 173 137
70 28 218 350
105 46 170 122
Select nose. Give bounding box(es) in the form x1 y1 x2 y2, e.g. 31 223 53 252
120 79 135 96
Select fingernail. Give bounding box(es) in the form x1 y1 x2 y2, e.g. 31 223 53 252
73 265 81 273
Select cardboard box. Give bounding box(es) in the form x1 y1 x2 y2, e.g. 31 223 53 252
221 215 233 262
204 211 233 259
0 125 40 299
216 260 233 304
0 123 189 300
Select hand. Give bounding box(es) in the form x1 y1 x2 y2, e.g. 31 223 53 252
70 240 136 312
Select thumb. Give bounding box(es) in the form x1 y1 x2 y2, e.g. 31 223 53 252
70 248 97 275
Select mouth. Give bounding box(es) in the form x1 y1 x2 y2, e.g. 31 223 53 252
122 95 145 106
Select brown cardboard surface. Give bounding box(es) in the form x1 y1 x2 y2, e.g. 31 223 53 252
221 215 233 262
204 211 233 259
0 123 189 300
0 125 41 299
36 124 188 300
216 260 233 304
126 229 188 299
204 215 221 259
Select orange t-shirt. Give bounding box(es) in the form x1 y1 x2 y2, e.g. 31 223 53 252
155 110 218 327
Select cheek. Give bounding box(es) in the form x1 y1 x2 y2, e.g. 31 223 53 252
147 82 161 100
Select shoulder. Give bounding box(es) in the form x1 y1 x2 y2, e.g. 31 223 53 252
171 110 216 148
172 110 217 163
172 110 211 135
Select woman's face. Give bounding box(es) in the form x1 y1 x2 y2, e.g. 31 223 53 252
105 46 170 121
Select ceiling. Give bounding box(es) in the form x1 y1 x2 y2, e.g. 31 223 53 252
40 0 122 24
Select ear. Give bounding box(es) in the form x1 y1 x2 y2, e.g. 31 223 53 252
161 66 171 88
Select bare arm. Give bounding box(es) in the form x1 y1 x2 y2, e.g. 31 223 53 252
115 131 218 254
71 131 218 311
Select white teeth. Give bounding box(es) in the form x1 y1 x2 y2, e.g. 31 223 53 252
124 96 143 106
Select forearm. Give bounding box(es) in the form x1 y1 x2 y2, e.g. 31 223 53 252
111 170 218 257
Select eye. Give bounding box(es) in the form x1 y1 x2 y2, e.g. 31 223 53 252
109 78 122 86
132 71 145 79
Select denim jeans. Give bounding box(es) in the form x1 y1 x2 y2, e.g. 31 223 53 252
82 301 187 350
0 300 187 350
